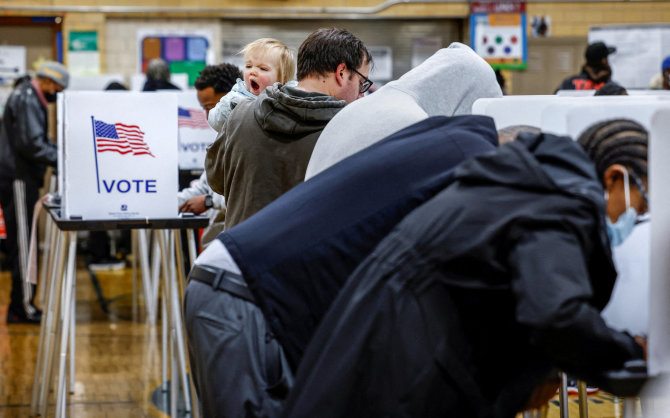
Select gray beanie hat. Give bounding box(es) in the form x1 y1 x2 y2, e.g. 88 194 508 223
37 61 70 88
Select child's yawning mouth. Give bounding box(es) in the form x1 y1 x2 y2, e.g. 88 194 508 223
250 79 260 94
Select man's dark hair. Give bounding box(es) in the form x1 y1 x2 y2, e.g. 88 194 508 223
296 28 372 80
104 81 127 91
578 119 648 183
594 81 627 96
194 63 242 93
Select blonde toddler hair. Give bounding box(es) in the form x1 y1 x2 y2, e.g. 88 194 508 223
241 38 296 85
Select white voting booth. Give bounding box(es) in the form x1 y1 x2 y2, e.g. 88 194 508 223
60 91 178 219
474 95 670 415
37 91 201 418
67 74 125 91
176 91 217 170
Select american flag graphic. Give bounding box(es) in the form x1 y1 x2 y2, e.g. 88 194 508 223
94 119 155 157
178 107 210 129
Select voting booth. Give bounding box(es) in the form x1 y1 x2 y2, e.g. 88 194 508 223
59 91 178 220
176 91 217 170
473 95 670 416
36 91 204 418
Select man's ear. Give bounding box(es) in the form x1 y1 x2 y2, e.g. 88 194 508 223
335 63 347 86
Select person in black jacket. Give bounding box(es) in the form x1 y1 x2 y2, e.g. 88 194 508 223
0 61 69 323
556 41 616 92
284 119 648 418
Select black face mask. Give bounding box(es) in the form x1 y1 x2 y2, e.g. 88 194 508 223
44 92 58 103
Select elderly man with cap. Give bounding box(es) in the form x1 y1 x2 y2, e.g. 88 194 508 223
555 41 616 92
0 61 69 323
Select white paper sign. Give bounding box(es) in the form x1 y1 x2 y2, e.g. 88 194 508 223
176 91 217 170
61 91 178 219
0 46 26 81
589 25 670 89
367 46 393 81
411 37 442 68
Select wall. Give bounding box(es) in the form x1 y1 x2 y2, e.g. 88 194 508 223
105 18 222 77
101 18 459 85
3 1 670 93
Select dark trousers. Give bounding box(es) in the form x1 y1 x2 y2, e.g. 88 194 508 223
184 279 293 418
0 177 39 312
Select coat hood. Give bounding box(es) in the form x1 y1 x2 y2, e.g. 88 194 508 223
453 133 603 205
385 42 503 117
254 84 346 141
453 132 616 310
304 43 502 179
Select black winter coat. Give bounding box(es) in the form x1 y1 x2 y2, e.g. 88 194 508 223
0 77 57 185
283 133 643 418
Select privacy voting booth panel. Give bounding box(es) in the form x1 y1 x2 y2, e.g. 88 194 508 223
60 91 179 219
476 95 670 375
648 111 670 376
175 91 217 170
472 95 670 134
559 102 670 376
472 95 558 129
68 74 126 91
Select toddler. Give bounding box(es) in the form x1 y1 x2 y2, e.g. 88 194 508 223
208 38 296 131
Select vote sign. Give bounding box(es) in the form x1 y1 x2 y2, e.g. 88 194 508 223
61 91 178 219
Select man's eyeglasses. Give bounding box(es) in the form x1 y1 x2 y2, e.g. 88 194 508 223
351 68 373 94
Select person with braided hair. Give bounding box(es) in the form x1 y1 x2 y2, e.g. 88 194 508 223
283 119 648 418
578 119 648 246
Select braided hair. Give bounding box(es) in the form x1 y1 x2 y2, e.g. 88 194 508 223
577 119 648 186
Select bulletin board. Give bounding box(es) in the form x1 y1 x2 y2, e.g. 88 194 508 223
470 2 527 70
138 29 212 86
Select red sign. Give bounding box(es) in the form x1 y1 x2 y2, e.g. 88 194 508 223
471 2 526 14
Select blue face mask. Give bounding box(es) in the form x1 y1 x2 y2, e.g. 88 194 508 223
605 168 638 247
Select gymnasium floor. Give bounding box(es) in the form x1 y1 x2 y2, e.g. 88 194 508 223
0 259 634 417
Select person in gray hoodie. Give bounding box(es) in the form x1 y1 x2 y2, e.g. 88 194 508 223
305 42 502 180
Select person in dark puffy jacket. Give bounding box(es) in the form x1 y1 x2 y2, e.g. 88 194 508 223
0 61 69 323
284 119 648 418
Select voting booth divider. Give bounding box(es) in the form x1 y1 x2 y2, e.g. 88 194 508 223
473 95 670 417
32 91 208 418
176 91 217 171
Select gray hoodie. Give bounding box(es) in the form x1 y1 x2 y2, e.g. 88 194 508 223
304 42 502 179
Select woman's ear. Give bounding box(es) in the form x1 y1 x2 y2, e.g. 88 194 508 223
603 164 626 191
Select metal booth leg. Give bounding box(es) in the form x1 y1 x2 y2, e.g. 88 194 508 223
55 231 78 418
158 230 193 415
138 229 157 323
577 380 589 418
30 228 67 417
559 372 570 418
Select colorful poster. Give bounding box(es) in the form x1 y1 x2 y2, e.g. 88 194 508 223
137 29 212 86
470 2 527 70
